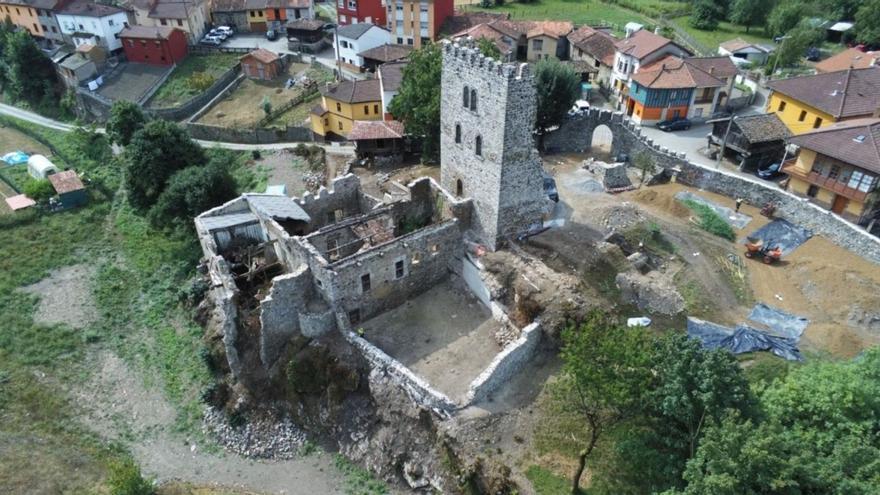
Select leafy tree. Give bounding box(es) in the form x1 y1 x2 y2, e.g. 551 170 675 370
147 161 238 229
729 0 767 33
689 0 721 30
645 334 754 467
770 23 824 70
534 58 580 137
555 311 654 493
23 178 55 202
633 151 656 185
766 2 816 37
818 0 862 21
124 120 206 210
106 101 146 146
3 30 58 106
477 37 502 60
388 43 442 162
854 0 880 44
107 458 153 495
261 96 272 116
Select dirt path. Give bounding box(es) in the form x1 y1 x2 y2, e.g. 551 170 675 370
74 351 345 494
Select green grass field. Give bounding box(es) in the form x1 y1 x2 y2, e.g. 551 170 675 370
150 53 241 108
459 0 650 32
672 16 774 50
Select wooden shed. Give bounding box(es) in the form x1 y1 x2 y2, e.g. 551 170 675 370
240 48 281 80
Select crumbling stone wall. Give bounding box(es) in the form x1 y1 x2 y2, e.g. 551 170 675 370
439 42 545 249
295 174 372 231
544 108 880 264
465 321 541 404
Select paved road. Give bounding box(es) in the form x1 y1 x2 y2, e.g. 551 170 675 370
0 102 354 153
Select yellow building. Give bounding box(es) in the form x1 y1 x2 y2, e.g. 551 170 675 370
0 0 44 37
782 118 880 223
310 79 383 139
766 67 880 135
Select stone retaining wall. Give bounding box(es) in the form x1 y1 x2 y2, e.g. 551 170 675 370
464 321 541 404
186 122 313 143
544 108 880 264
149 63 242 121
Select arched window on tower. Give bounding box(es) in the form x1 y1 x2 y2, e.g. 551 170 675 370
475 135 482 157
470 89 477 111
454 124 461 143
456 178 463 196
463 86 470 108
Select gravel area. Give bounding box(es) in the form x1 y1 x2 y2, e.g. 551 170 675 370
21 264 98 329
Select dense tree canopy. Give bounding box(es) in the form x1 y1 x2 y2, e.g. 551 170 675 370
689 0 722 30
534 58 580 136
854 0 880 44
1 30 59 107
148 160 237 228
477 37 502 61
387 43 442 162
106 101 147 146
729 0 768 33
124 120 206 210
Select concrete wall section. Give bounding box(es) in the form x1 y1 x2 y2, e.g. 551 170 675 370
465 321 541 404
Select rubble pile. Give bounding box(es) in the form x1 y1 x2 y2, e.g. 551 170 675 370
203 407 308 459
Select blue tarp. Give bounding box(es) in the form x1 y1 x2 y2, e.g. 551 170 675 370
1 151 29 165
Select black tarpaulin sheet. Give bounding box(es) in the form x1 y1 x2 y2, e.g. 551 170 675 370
745 219 813 255
687 317 803 361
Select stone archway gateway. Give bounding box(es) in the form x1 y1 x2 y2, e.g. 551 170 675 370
592 124 613 154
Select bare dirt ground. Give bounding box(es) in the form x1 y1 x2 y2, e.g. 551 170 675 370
256 149 309 196
73 351 345 494
197 63 312 128
362 277 502 401
21 264 99 329
352 161 440 198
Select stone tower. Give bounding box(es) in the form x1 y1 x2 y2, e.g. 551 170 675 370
440 42 545 250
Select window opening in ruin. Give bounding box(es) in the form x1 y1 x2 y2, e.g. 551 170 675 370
431 244 439 255
327 237 339 260
361 273 371 292
455 124 461 143
463 85 470 108
394 259 405 279
470 89 477 111
348 308 361 324
412 252 421 265
326 211 336 224
335 209 344 221
456 178 463 196
475 135 482 156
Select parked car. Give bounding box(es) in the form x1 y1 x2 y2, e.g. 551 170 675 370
805 46 821 62
543 174 559 202
657 118 691 131
208 28 228 40
215 25 235 37
572 99 590 112
200 35 222 46
266 29 278 41
756 162 783 179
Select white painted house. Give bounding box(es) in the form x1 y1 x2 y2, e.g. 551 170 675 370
718 38 773 66
378 60 406 117
610 27 691 99
56 0 130 53
334 23 391 73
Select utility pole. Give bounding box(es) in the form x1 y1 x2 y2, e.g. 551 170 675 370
770 35 790 78
716 115 736 168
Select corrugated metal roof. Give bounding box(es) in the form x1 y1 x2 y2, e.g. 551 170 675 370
246 194 311 221
200 212 259 230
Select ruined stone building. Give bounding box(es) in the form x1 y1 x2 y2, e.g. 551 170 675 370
195 41 548 412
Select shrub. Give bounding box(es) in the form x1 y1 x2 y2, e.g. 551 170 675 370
23 178 55 202
682 199 736 240
187 71 215 91
106 458 153 495
251 149 262 160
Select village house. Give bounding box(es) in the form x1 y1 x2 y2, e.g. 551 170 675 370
385 0 453 48
118 25 187 66
285 18 326 52
240 48 281 80
782 118 880 223
334 23 391 73
451 22 516 62
766 67 880 135
358 43 411 72
815 47 880 73
0 0 68 46
211 0 248 32
55 51 97 87
567 25 617 86
264 0 314 32
625 55 736 124
310 79 383 139
524 21 571 62
610 26 691 103
718 38 773 66
336 0 385 27
56 0 131 53
708 113 791 169
348 120 406 157
378 60 406 118
121 0 209 42
245 0 268 32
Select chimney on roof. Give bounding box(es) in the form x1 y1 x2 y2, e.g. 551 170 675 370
709 66 714 74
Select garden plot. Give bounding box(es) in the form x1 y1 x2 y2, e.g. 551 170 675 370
675 190 752 229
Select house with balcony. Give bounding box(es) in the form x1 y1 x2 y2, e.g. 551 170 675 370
782 118 880 223
336 0 385 27
334 22 390 73
625 55 732 125
766 67 880 135
310 79 383 140
567 25 617 85
56 0 131 53
385 0 452 48
610 27 691 103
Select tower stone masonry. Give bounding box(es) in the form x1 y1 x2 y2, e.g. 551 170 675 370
440 41 546 250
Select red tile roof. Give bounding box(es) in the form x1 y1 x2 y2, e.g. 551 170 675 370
766 67 880 119
684 56 738 79
348 120 405 140
789 118 880 174
242 48 279 64
815 47 880 73
525 21 573 39
319 79 381 104
615 29 688 60
48 170 85 194
632 56 724 89
567 25 618 66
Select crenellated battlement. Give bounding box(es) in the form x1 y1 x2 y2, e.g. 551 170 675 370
442 40 531 82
